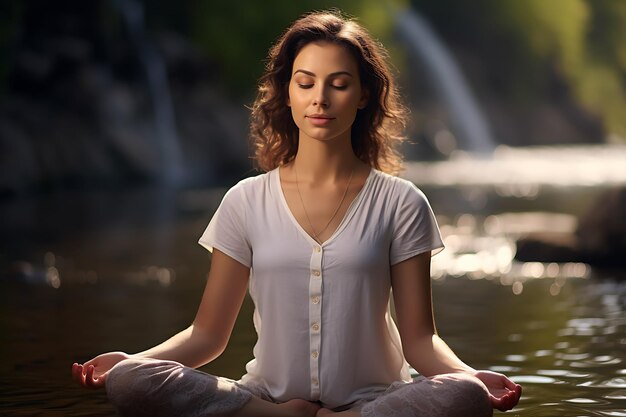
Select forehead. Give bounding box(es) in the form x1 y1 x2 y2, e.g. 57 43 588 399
292 41 359 75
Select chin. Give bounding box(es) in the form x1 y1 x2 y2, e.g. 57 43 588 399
303 129 350 143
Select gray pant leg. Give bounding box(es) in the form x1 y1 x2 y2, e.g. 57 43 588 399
106 358 256 417
360 373 493 417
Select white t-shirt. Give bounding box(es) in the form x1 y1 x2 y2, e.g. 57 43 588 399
199 167 444 408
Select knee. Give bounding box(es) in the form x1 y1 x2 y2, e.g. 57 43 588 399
106 358 157 396
106 358 183 413
432 373 492 417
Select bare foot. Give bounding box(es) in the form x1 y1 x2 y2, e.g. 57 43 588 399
316 408 334 416
280 399 321 417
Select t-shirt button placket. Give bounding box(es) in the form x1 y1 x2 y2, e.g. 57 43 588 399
309 245 323 399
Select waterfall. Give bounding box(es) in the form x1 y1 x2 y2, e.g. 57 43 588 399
115 0 184 185
393 8 496 154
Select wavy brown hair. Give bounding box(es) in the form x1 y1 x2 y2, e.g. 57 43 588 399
250 9 408 175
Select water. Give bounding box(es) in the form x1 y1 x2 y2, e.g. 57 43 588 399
2 147 626 415
393 7 496 153
2 263 625 416
114 0 184 185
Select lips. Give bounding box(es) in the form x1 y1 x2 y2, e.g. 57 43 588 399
307 114 334 119
306 114 335 126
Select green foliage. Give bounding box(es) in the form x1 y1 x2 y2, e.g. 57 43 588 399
186 0 397 96
410 0 626 138
587 0 626 72
582 0 626 138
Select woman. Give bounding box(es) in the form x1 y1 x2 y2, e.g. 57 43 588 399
72 10 521 416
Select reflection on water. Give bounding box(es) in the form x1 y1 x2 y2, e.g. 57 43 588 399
405 144 626 188
2 145 626 415
4 264 624 415
432 278 626 416
430 211 590 296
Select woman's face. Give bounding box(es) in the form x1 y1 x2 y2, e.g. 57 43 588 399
288 41 367 144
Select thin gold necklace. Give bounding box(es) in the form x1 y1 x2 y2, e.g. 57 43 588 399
294 163 355 244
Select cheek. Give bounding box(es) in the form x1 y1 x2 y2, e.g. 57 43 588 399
338 95 361 117
288 82 308 105
289 94 306 116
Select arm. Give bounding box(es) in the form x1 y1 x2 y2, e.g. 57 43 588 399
391 252 522 411
136 249 250 366
72 249 249 388
391 252 472 376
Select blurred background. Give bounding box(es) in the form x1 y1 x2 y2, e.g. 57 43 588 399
1 1 625 416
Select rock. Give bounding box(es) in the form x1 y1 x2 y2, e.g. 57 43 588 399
576 186 626 266
515 186 626 267
515 233 580 263
0 5 249 197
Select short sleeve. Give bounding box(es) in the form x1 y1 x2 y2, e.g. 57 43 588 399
198 184 252 267
390 182 444 265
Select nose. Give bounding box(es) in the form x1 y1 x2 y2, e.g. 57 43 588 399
312 85 329 107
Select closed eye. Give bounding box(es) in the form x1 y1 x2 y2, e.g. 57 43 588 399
297 84 313 89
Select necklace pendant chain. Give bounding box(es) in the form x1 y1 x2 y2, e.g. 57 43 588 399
295 163 355 244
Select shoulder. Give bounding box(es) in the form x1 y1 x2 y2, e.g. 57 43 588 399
370 169 429 206
224 169 274 201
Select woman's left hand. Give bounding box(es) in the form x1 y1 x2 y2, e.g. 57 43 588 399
473 370 522 411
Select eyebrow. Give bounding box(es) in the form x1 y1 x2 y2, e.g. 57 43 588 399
293 69 353 78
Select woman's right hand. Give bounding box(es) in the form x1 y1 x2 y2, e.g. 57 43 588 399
72 351 131 389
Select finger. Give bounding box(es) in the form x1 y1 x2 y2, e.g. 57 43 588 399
511 387 522 407
492 393 515 412
71 363 80 381
72 363 86 385
503 377 518 391
497 397 511 412
85 365 97 389
86 365 106 389
502 391 518 411
502 385 521 409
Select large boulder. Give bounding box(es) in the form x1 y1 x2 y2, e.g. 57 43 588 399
576 186 626 266
516 186 626 267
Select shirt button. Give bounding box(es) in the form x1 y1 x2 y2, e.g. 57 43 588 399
314 246 321 253
311 322 320 331
311 296 320 304
312 377 319 385
312 350 319 359
312 270 320 277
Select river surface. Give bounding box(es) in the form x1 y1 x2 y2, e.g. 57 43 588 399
1 146 625 416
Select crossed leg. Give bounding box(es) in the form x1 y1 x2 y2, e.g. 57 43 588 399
318 373 492 417
106 359 491 417
106 358 319 417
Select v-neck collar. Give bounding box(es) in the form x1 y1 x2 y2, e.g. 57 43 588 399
274 166 374 247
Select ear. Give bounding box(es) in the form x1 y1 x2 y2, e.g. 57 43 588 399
358 89 369 109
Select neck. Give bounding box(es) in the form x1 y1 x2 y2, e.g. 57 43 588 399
292 132 360 184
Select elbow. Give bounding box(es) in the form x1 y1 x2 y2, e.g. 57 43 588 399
190 323 229 361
